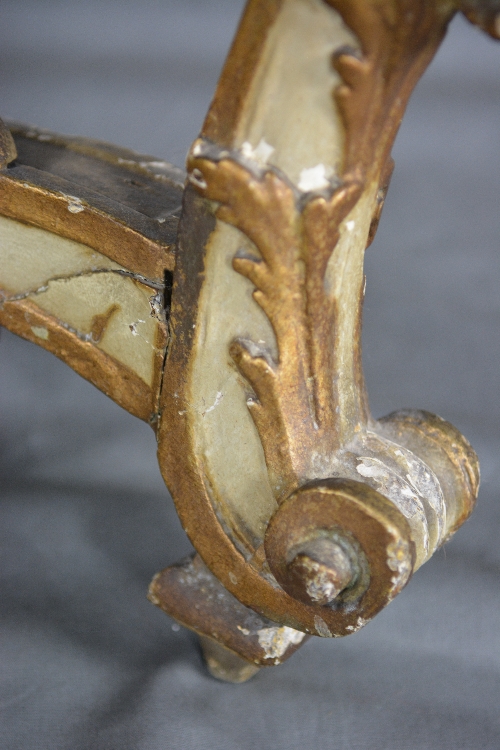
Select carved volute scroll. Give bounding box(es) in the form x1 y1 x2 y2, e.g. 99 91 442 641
157 0 495 639
1 0 498 677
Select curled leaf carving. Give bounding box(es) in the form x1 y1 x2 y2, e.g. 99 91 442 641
187 0 481 498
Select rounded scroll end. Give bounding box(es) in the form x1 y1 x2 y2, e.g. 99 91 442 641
264 479 415 637
378 409 480 540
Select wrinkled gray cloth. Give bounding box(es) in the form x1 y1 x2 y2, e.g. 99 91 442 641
1 3 499 748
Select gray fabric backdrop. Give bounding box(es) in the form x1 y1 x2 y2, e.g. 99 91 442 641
1 3 499 748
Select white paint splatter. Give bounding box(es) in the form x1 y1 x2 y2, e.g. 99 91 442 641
345 616 368 633
141 159 177 171
298 164 331 192
386 538 412 592
301 559 339 604
356 457 391 481
62 194 84 214
188 168 207 190
149 292 165 322
129 319 146 336
241 138 275 166
356 457 425 524
257 626 305 659
203 391 224 416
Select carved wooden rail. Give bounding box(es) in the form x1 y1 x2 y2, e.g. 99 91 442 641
1 0 498 682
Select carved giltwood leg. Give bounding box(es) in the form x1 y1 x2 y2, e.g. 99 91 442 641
153 0 495 665
1 1 499 683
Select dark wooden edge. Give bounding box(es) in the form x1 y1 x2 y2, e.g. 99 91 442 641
7 120 185 187
1 121 187 281
0 169 175 283
149 554 309 667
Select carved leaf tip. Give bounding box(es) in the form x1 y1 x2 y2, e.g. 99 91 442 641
332 47 368 90
229 339 277 403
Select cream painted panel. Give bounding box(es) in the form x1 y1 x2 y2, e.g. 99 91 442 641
235 0 358 185
0 215 160 386
327 184 379 437
189 1 359 546
191 222 278 546
31 274 158 386
0 214 120 292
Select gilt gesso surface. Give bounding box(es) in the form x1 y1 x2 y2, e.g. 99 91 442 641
158 0 485 643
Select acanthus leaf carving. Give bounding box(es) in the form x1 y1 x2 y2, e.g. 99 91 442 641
186 0 458 500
